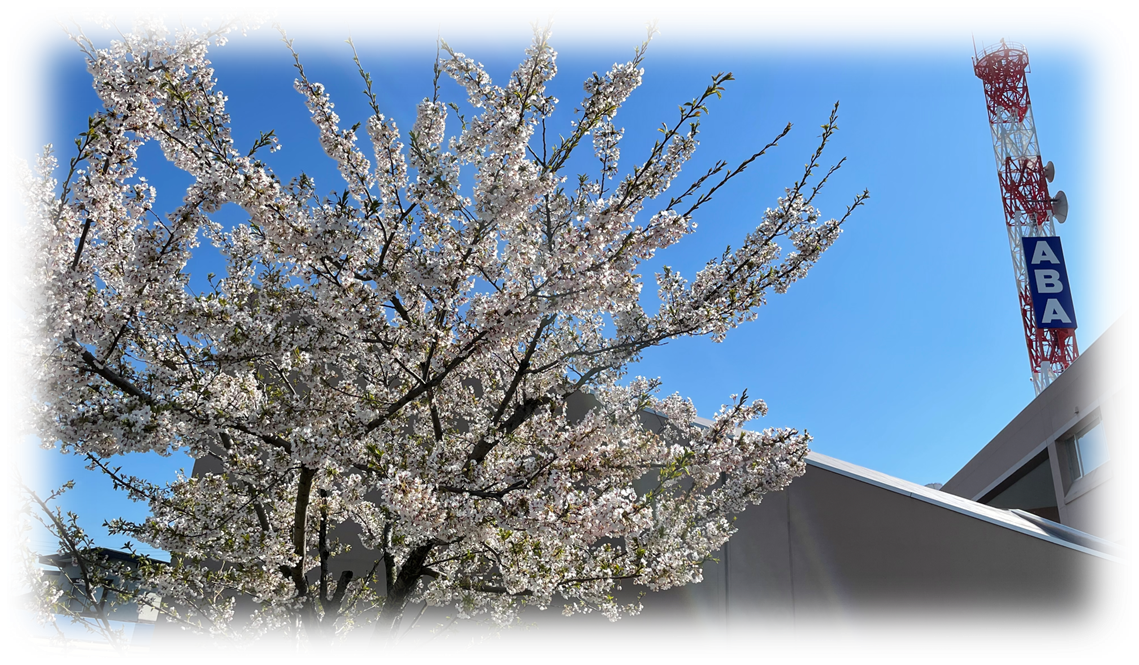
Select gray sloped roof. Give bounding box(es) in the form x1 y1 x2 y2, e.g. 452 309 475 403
39 547 170 569
687 413 1121 560
804 450 1123 561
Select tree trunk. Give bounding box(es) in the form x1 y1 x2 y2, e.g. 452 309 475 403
298 594 323 641
364 542 430 655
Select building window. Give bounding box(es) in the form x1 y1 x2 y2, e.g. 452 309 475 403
1066 417 1108 482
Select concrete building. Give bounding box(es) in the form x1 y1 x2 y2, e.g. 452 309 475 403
941 314 1130 542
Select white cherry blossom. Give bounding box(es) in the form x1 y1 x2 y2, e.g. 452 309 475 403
24 19 867 642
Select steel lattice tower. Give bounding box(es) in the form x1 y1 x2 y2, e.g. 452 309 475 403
974 40 1078 394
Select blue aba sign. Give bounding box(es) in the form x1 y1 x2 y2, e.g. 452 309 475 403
1022 236 1077 329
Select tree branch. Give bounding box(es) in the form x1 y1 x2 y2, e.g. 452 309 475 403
363 330 489 434
19 481 125 651
492 314 554 425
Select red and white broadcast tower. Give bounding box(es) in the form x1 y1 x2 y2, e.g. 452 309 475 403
974 39 1078 394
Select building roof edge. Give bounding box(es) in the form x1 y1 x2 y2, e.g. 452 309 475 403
805 450 1122 562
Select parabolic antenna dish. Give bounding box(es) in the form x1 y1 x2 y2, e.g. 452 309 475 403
1052 190 1068 223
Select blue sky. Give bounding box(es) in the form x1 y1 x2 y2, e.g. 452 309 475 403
20 16 1116 559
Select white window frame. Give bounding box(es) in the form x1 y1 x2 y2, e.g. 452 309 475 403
1065 413 1108 483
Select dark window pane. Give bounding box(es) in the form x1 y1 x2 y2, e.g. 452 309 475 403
1076 420 1109 474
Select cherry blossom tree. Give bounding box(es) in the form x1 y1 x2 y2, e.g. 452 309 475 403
23 18 866 643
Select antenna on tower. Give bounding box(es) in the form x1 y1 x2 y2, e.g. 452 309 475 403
1052 191 1069 223
974 40 1079 394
